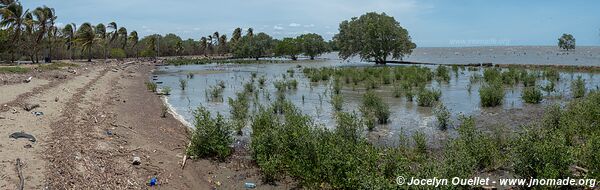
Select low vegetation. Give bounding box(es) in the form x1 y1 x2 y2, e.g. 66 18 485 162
522 86 543 104
360 91 390 130
0 66 30 74
571 76 586 98
187 107 233 161
479 81 504 107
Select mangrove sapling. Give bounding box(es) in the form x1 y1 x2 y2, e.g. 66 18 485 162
251 72 257 78
417 88 442 107
273 80 287 92
335 112 364 143
522 86 543 104
187 107 233 161
571 76 586 98
412 131 428 157
333 78 342 94
393 84 402 98
218 80 226 89
434 102 451 130
360 91 390 126
543 69 560 81
483 68 502 83
435 65 451 82
145 82 158 92
522 72 537 87
179 79 188 90
541 81 555 96
228 92 249 135
187 72 195 79
479 81 505 107
161 86 172 95
208 85 225 102
258 76 266 88
331 94 344 111
244 82 255 93
286 79 298 90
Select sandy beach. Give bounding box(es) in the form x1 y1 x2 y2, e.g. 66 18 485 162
0 60 281 189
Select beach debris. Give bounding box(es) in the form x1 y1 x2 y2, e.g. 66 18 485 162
55 97 59 102
23 144 32 148
148 177 157 186
24 76 32 83
244 182 256 189
9 132 36 142
132 156 141 165
32 111 44 116
23 104 39 111
68 69 77 74
16 158 24 190
106 130 113 136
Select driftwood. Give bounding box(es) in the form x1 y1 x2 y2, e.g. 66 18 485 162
181 142 191 169
23 104 39 111
16 158 24 190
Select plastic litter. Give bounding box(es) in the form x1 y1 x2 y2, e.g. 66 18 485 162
133 157 141 165
9 132 36 142
148 177 157 186
244 182 256 189
32 111 44 116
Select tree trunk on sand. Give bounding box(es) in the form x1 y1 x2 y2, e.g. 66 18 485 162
310 56 315 60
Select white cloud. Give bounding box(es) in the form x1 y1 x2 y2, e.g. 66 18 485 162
289 23 301 27
303 24 315 28
273 25 284 30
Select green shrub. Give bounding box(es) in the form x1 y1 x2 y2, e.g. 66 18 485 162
218 80 226 89
161 86 172 95
335 112 363 143
258 76 266 88
331 94 343 111
434 102 451 130
360 91 390 126
333 78 342 94
110 48 126 59
435 65 450 82
187 107 233 161
208 85 224 101
522 86 543 104
244 82 255 93
522 72 537 87
483 68 501 83
543 69 560 81
479 81 504 107
571 76 586 98
417 88 441 107
286 79 298 90
228 92 249 135
179 79 188 90
145 82 157 92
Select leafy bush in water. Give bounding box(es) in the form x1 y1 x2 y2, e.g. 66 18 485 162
161 86 172 95
417 88 441 107
179 79 188 90
286 79 298 90
433 102 451 130
479 81 504 107
331 94 343 111
522 86 543 104
435 65 450 82
571 76 586 98
244 82 255 93
483 68 501 83
187 107 233 161
360 91 390 127
208 85 224 101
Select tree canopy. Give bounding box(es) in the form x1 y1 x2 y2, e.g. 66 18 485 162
334 12 416 64
274 37 301 60
298 33 327 60
233 32 274 60
558 33 575 51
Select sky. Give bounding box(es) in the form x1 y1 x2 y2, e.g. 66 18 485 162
22 0 600 47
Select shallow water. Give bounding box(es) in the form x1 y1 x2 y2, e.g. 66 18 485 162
156 48 600 145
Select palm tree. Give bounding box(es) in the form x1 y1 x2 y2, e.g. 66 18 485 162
247 28 254 37
107 21 118 47
0 1 28 62
117 27 127 49
128 30 138 58
75 22 97 62
218 34 227 55
199 37 207 56
32 6 55 63
95 23 107 59
62 23 76 60
207 35 213 55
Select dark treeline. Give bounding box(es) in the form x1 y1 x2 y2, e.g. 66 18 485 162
0 1 338 63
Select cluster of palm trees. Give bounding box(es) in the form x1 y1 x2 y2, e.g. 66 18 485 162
0 0 138 62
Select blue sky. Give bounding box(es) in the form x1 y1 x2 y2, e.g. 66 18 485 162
23 0 600 47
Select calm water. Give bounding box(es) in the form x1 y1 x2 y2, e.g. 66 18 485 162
155 46 600 145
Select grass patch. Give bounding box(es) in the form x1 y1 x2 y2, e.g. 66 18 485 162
0 66 31 74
